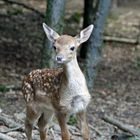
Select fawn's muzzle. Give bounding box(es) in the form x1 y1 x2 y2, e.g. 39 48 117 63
56 55 64 63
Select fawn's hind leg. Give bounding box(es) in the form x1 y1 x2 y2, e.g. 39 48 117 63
25 103 41 140
37 113 48 140
37 111 53 140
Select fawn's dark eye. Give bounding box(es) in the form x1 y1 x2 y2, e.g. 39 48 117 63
70 46 75 51
53 46 56 50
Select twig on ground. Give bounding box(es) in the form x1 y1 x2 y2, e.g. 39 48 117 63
69 126 81 136
101 114 140 137
0 85 21 92
89 124 103 136
2 125 24 133
0 132 16 140
6 85 21 90
50 128 57 140
0 115 23 129
1 0 44 18
70 131 81 136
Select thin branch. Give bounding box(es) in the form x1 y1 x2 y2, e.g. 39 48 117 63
2 125 24 133
104 36 138 45
89 124 103 136
0 132 16 140
0 115 22 128
5 85 21 90
0 85 21 92
1 0 44 18
50 128 57 140
101 114 140 137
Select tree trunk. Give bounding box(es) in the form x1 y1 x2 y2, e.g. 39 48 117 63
41 0 66 68
85 0 111 92
111 0 118 10
80 0 100 59
80 0 94 59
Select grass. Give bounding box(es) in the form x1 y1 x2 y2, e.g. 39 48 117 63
134 57 140 70
69 12 82 23
128 136 140 140
8 7 23 15
0 85 9 92
67 115 77 125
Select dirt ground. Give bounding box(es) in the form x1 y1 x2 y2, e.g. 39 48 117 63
0 0 140 140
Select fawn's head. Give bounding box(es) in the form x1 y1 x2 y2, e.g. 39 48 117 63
43 23 93 64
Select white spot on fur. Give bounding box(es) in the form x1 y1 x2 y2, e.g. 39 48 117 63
26 93 31 102
25 82 31 89
36 90 46 96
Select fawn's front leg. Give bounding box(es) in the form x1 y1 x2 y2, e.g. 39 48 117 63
56 112 70 140
77 111 90 140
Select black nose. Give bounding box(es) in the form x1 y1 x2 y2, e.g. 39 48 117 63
56 56 62 61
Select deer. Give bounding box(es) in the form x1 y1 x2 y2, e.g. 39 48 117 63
22 23 94 140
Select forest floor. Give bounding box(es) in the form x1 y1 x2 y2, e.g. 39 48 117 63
0 0 140 140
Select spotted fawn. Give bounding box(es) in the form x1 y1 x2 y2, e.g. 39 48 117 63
22 23 93 140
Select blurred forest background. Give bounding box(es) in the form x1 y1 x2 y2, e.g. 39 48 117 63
0 0 140 140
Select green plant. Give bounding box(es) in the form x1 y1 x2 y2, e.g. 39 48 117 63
7 7 23 15
67 115 77 125
128 136 140 140
70 12 82 23
134 57 140 70
0 85 9 92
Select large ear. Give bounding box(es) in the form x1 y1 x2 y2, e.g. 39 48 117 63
43 23 60 42
75 24 94 45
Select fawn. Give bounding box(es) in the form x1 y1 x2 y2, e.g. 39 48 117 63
22 23 93 140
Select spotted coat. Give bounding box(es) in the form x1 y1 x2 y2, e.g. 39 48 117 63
22 68 63 102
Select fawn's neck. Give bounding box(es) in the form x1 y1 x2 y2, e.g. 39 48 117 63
61 55 89 97
63 55 84 81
